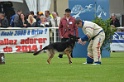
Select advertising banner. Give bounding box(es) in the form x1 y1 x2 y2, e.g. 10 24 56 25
110 32 124 51
0 28 49 53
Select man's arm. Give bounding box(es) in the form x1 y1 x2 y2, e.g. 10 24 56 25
14 15 19 27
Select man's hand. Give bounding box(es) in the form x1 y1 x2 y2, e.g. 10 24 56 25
78 38 86 45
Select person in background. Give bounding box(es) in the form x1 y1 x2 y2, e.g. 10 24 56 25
110 13 120 28
0 13 9 27
30 11 37 19
37 16 50 27
50 12 61 27
36 11 44 26
45 10 52 22
27 15 36 27
58 8 78 58
49 12 61 43
13 10 22 27
17 13 29 27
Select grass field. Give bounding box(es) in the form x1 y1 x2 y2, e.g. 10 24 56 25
0 52 124 82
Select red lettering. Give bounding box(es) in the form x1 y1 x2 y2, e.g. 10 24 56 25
38 38 47 43
22 46 28 52
3 46 12 52
32 45 38 52
20 38 47 44
0 39 17 45
43 38 47 43
20 39 25 44
40 45 42 49
16 46 21 52
16 45 38 52
13 40 17 45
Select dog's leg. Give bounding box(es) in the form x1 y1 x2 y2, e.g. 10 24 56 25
64 47 72 64
47 49 55 64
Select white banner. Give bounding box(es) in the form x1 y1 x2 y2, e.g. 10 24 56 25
110 32 124 51
0 28 49 53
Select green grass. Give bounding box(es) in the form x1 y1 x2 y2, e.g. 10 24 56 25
0 52 124 82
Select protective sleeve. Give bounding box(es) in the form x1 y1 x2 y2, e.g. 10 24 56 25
81 35 89 41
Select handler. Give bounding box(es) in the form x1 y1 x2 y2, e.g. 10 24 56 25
76 19 105 65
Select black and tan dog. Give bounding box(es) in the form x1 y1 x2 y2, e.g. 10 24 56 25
33 35 79 64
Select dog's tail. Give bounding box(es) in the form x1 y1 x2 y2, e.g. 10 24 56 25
33 46 48 56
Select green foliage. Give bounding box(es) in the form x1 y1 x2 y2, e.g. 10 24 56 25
93 17 117 48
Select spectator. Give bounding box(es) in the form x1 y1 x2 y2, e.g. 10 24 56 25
110 13 120 27
30 11 37 19
50 12 61 27
45 10 52 22
58 8 78 58
27 15 36 27
0 13 9 27
13 10 22 27
37 16 50 27
36 11 43 26
17 13 29 27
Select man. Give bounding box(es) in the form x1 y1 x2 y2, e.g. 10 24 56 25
76 19 105 65
45 10 52 22
13 10 22 27
59 8 78 58
110 13 120 27
0 13 9 27
50 12 61 27
30 11 37 19
49 12 61 43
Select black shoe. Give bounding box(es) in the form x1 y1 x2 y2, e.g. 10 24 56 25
58 54 63 58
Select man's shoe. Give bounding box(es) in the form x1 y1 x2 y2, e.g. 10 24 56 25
83 62 93 64
92 62 101 65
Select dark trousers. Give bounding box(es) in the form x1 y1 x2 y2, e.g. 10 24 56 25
58 38 73 58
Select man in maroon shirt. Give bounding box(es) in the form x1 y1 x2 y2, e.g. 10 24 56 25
58 8 78 58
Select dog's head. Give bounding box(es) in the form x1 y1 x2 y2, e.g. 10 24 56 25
68 34 80 42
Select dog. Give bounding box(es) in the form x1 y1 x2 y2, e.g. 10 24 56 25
33 35 79 64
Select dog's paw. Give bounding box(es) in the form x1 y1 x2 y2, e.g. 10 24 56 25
47 60 50 64
69 61 72 64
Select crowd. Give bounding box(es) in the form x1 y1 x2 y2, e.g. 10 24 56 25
0 10 61 28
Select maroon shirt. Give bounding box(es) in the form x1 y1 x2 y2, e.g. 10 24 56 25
59 16 78 38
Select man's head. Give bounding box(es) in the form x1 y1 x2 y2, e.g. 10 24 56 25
75 19 83 28
65 8 71 17
17 10 22 15
111 13 116 21
0 13 5 19
30 11 34 16
45 10 50 17
52 12 57 18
